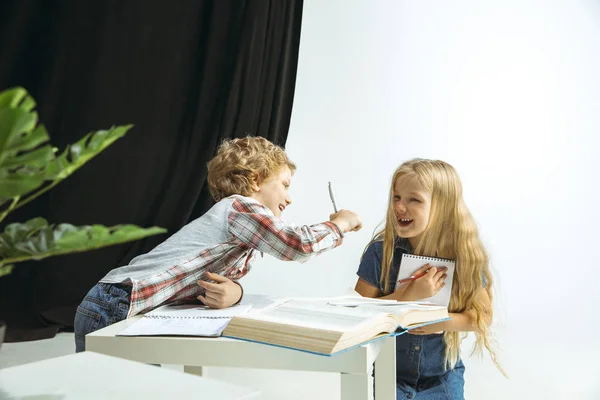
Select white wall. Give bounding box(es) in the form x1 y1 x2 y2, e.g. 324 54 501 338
210 1 600 398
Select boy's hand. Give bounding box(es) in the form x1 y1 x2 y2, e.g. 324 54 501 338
400 264 447 301
330 209 362 233
197 272 242 309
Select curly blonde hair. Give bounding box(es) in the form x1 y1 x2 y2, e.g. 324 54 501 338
207 136 296 201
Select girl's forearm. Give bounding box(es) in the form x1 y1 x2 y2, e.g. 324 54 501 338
444 312 477 332
380 285 410 301
378 289 491 333
414 312 476 333
438 310 491 332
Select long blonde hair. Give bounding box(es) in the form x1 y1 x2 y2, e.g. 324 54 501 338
376 158 502 372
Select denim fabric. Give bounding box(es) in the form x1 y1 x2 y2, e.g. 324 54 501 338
357 240 465 399
395 333 465 399
74 282 131 352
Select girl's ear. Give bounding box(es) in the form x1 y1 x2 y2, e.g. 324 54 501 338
250 172 261 192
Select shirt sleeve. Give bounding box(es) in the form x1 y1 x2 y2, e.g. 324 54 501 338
227 197 343 263
356 241 384 292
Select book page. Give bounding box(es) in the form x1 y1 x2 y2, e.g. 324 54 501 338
239 294 290 311
349 303 445 316
243 300 389 332
327 298 433 307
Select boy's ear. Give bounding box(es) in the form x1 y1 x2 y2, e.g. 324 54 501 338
249 172 261 192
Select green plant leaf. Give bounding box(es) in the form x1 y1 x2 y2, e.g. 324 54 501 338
0 87 35 111
0 88 53 197
0 264 13 278
0 87 163 278
0 218 166 262
0 87 134 219
45 125 132 180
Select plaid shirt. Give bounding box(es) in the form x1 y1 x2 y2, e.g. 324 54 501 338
101 195 343 317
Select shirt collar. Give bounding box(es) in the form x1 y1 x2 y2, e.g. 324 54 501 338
395 237 412 252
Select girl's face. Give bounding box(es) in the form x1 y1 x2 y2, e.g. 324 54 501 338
392 174 432 248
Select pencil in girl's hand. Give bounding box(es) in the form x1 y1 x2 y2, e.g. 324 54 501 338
398 266 447 284
398 271 428 284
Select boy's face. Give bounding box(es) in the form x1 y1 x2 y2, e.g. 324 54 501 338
392 174 432 247
250 166 293 218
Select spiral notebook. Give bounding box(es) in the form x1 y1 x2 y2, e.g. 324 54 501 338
395 254 455 307
118 303 253 337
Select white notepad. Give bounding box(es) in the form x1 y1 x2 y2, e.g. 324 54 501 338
395 253 455 307
118 303 253 337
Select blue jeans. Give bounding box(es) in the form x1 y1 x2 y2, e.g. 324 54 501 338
74 282 131 352
394 333 465 399
396 363 465 399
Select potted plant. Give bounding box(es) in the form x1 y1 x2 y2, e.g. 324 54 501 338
0 87 166 346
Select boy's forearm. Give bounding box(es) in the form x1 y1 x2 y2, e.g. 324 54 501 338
229 199 343 262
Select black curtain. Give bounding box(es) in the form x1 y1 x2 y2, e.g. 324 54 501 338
0 0 303 341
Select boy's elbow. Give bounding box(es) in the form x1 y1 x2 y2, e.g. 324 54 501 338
283 241 329 262
288 248 317 263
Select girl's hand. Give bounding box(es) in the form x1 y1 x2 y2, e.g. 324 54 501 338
401 264 447 301
197 272 242 308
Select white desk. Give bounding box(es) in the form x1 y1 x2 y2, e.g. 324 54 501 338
87 315 397 400
0 351 260 400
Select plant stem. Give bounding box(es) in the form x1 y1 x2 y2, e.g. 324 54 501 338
0 196 20 225
0 243 120 265
10 180 62 214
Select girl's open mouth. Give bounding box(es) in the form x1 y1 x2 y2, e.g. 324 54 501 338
398 218 413 227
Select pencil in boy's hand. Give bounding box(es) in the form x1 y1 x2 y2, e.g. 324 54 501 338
328 182 338 213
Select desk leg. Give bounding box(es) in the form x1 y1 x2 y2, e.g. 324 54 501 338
341 372 371 400
183 366 204 376
374 337 396 400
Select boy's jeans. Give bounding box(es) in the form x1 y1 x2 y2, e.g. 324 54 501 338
74 282 131 353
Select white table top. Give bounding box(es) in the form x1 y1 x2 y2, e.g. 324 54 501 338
0 351 260 400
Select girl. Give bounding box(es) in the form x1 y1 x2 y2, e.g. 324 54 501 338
355 158 501 400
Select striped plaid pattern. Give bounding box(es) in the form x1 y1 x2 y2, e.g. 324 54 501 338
127 196 343 317
228 198 343 261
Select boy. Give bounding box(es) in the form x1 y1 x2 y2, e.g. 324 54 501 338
74 136 362 352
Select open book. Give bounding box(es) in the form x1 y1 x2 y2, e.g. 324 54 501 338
222 299 448 355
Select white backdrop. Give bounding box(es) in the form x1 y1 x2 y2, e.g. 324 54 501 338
210 1 600 398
